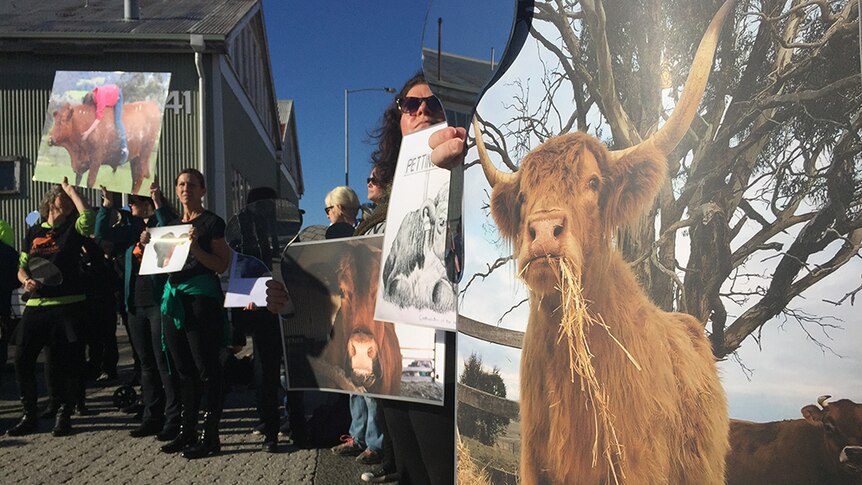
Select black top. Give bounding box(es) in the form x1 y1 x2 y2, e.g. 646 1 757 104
23 217 87 299
168 210 225 285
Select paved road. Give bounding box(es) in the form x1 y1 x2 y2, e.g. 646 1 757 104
0 328 375 485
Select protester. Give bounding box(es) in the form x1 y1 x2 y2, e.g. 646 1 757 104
8 178 93 437
230 186 286 453
145 168 230 459
96 185 181 440
268 72 459 484
0 220 19 380
324 186 360 238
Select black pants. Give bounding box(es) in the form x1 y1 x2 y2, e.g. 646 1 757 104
14 303 86 415
232 309 282 438
162 294 224 421
128 304 179 426
86 296 119 377
381 331 456 485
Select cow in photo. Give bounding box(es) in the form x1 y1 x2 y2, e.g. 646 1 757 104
383 182 454 312
322 242 402 395
727 396 862 485
472 1 734 483
48 100 161 193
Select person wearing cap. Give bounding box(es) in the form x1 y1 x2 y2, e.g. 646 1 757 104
95 184 180 441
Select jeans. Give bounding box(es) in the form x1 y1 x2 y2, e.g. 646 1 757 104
349 395 383 453
114 88 127 155
128 304 179 426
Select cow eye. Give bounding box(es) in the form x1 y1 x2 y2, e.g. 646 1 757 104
588 176 600 191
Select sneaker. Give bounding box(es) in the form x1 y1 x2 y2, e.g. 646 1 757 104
251 422 266 436
361 465 399 483
331 435 363 456
356 448 382 465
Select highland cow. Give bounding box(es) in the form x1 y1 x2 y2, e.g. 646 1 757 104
472 1 735 483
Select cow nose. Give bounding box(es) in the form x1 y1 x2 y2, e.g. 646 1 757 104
528 216 565 255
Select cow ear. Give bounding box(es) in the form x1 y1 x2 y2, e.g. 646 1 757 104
489 177 520 242
602 150 666 229
801 404 824 425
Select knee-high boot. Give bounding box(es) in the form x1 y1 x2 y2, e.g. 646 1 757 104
182 411 220 459
160 382 198 453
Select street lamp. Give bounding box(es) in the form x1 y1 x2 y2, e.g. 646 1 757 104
344 86 396 186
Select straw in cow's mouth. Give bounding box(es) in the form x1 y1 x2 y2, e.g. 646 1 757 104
554 257 641 485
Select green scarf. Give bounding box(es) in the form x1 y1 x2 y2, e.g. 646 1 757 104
160 274 230 353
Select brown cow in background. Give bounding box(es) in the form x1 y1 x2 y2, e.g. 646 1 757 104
727 396 862 485
472 1 734 483
48 100 161 193
321 242 402 395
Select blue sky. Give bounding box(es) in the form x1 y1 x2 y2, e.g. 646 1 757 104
261 0 511 227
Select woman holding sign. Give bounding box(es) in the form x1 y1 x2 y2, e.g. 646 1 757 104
95 185 180 441
145 168 230 459
8 178 93 438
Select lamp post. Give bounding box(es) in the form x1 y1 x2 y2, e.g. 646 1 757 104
344 87 396 186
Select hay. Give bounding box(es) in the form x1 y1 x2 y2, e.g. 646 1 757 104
456 436 491 485
553 256 641 485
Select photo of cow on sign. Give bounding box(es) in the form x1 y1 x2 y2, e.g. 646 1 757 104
374 122 457 331
450 0 861 484
280 235 446 405
34 71 171 195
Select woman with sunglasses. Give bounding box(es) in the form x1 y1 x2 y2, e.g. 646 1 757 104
352 72 454 484
143 168 231 459
324 186 360 239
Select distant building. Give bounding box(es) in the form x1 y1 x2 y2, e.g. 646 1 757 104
0 0 301 246
422 47 495 128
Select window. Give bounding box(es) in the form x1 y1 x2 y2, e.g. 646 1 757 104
0 157 22 195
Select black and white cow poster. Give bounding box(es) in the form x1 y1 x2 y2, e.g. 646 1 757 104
374 122 457 331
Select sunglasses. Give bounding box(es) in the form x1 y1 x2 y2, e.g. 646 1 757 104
397 95 443 116
366 177 382 186
324 206 334 215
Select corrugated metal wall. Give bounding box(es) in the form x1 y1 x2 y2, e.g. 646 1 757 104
0 52 200 248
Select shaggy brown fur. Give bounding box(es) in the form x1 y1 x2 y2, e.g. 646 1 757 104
474 2 737 482
321 243 402 395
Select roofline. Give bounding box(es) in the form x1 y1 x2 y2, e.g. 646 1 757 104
0 32 227 42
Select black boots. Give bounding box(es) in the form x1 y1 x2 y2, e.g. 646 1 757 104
182 412 220 459
160 411 198 453
6 413 38 436
52 405 72 437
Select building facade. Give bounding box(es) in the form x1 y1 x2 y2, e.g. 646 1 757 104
0 0 301 247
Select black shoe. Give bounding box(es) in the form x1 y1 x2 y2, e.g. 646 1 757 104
52 412 72 437
262 435 278 453
361 465 399 483
6 415 38 436
182 412 220 459
156 424 181 442
160 430 196 453
129 420 163 438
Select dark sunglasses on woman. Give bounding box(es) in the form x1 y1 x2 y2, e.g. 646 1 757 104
397 95 443 116
366 177 382 186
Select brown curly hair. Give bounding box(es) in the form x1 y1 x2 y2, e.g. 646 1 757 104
369 71 429 188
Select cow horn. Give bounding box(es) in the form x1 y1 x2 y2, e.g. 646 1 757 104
472 116 517 188
607 0 735 163
817 395 832 408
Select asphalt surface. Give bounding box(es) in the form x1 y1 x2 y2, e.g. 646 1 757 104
0 326 377 485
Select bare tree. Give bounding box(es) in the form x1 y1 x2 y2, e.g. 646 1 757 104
470 0 862 359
